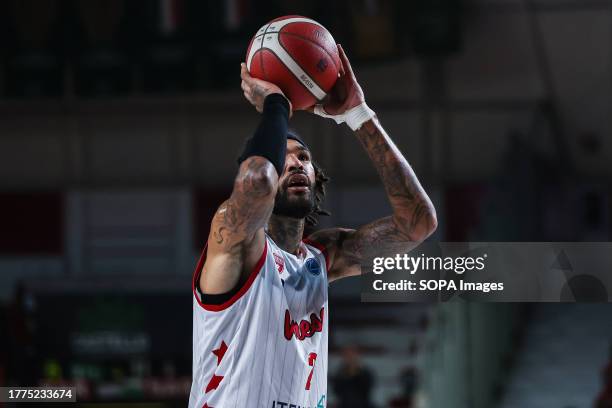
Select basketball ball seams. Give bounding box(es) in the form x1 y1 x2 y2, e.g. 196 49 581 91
277 31 341 76
260 23 273 82
259 46 268 82
258 45 322 102
256 23 269 36
275 18 339 75
275 39 326 100
246 22 270 68
269 42 326 100
250 30 325 101
246 35 263 71
245 15 340 109
264 17 324 34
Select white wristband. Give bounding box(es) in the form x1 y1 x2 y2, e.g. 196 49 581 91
313 105 345 125
345 103 376 131
313 102 376 131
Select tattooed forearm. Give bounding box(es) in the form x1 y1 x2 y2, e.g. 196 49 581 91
354 119 437 241
308 120 437 281
248 84 272 113
211 157 277 249
341 217 414 266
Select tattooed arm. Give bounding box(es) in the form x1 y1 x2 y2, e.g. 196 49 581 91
309 119 437 282
307 45 437 282
201 157 277 294
200 64 288 295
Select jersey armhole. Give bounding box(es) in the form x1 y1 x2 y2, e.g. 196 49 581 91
196 278 241 305
192 240 268 312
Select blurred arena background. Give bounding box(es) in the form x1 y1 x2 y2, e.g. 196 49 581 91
1 0 612 407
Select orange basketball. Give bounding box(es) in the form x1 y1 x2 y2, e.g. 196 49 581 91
246 15 341 110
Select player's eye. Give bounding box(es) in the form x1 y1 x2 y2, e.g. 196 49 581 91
299 153 310 161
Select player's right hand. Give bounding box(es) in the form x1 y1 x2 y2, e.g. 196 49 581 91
241 63 293 116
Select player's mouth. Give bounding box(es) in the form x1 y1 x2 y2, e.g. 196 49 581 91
286 173 310 192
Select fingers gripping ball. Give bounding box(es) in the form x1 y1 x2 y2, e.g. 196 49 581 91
246 15 341 110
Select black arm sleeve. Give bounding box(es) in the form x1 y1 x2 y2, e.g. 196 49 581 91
237 93 290 176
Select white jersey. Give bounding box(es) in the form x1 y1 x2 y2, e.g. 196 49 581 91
189 234 329 408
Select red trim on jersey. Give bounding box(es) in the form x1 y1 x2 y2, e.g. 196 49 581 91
192 240 268 312
302 238 330 271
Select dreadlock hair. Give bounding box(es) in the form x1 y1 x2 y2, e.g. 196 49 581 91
305 161 331 227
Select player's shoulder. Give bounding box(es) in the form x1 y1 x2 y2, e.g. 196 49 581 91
306 227 354 249
305 227 355 269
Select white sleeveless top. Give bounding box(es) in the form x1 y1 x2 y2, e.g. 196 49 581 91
189 235 329 408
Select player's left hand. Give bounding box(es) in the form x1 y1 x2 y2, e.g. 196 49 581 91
312 44 365 116
241 63 293 116
309 45 375 131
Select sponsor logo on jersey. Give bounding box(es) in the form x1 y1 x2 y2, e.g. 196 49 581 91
284 307 324 341
271 394 325 408
305 258 321 276
273 252 285 274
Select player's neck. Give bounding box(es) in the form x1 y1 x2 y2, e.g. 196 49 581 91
267 215 305 255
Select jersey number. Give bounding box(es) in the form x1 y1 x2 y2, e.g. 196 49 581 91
305 352 317 390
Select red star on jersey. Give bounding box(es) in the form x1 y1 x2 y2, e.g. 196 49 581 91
202 403 213 408
212 341 228 365
205 374 224 393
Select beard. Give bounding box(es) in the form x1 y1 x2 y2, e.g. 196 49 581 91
272 185 315 219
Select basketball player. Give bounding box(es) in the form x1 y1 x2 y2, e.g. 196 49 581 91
189 45 437 408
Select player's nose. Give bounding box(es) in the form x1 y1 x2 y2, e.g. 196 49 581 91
285 152 304 170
